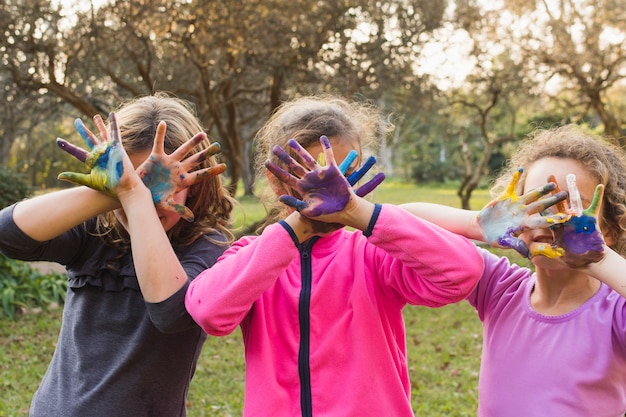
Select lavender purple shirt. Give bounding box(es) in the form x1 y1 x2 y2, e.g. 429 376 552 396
471 247 626 417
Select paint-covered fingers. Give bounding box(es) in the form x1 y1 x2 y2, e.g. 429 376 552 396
74 118 100 150
519 182 558 206
319 135 339 168
347 155 375 186
524 190 569 216
107 113 123 146
56 138 89 163
168 131 209 162
179 142 221 173
180 164 227 188
271 143 309 178
528 241 564 259
523 212 569 230
279 195 308 212
338 150 359 176
498 234 530 259
56 171 98 189
286 139 318 171
265 158 300 189
161 199 195 222
355 172 385 198
583 184 604 217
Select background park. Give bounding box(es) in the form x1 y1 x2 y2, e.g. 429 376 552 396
0 0 625 415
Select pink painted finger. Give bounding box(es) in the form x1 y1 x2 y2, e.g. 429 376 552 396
272 144 308 178
548 175 569 213
107 113 122 146
265 160 299 188
56 138 88 163
74 118 99 150
286 139 318 170
94 114 111 144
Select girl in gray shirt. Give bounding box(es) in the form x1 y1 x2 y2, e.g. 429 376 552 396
0 93 234 416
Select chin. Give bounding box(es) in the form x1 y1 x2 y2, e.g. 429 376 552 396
530 254 564 270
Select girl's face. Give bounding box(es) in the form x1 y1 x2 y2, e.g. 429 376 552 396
521 157 602 267
128 150 189 232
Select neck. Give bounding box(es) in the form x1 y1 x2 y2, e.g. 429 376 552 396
530 269 601 316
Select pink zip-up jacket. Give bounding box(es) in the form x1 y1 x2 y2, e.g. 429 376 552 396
186 204 484 416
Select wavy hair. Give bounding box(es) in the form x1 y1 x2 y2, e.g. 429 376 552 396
253 95 392 231
492 124 626 256
95 92 235 249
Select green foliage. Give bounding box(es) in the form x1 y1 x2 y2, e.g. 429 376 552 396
0 253 66 319
0 167 31 209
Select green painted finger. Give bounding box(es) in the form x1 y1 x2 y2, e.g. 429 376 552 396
583 184 604 217
57 172 99 190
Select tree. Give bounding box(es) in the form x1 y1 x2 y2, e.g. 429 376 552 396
502 0 626 142
2 0 450 193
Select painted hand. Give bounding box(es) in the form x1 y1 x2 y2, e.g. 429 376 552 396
136 121 226 222
537 174 605 267
477 168 569 258
56 114 125 195
57 113 225 222
265 135 354 219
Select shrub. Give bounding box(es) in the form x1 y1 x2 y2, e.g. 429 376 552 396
0 253 66 319
0 166 31 209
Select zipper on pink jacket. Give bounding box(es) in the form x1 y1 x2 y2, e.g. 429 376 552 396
297 237 317 417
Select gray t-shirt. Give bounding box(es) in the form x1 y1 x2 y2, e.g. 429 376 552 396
0 204 228 417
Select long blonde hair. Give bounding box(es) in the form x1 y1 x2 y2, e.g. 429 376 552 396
96 92 235 248
493 124 626 255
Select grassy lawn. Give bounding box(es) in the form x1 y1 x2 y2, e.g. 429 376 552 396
1 181 517 416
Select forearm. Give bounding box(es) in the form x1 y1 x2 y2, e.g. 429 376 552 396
12 187 119 241
399 202 484 241
186 226 296 335
586 248 626 298
371 204 484 305
118 185 188 303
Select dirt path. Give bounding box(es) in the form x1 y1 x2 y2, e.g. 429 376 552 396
30 261 65 274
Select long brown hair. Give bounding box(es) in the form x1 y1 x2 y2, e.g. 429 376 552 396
96 92 235 248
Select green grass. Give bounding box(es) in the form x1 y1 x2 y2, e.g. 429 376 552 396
1 181 511 416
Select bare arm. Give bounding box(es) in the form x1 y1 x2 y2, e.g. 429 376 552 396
12 187 119 242
399 203 483 241
586 248 626 298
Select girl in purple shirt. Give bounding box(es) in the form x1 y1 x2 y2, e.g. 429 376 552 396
403 125 626 417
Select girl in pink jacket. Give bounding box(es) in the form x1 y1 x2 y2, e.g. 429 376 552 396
185 96 484 416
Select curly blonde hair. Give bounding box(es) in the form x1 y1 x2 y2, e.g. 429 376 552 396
96 92 235 248
253 95 392 230
493 124 626 255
